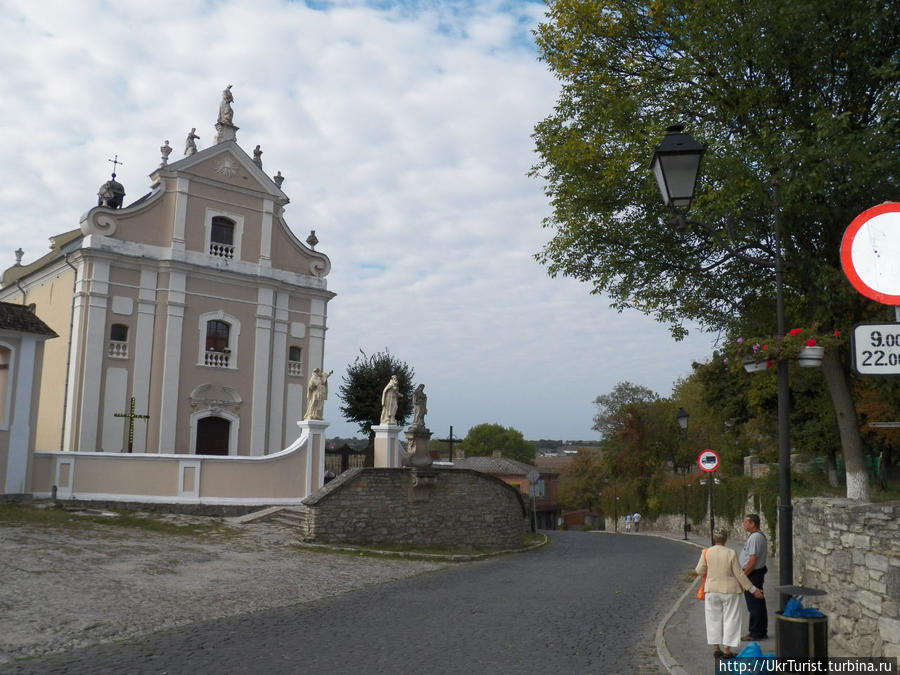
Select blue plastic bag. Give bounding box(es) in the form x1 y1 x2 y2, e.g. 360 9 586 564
784 596 825 618
724 643 776 674
737 642 763 658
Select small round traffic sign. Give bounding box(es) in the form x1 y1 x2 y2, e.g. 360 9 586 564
697 449 720 472
840 203 900 305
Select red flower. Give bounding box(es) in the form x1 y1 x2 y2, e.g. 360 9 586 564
805 338 817 347
762 344 768 350
789 328 803 336
833 331 841 337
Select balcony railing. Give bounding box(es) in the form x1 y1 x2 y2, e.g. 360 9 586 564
108 340 128 359
287 360 303 377
209 242 235 259
204 350 230 368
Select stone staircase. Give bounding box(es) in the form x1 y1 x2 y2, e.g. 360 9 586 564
229 505 307 530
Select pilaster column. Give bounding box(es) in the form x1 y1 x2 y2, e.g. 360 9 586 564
297 418 329 495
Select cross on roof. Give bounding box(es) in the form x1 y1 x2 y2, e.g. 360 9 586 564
108 154 124 178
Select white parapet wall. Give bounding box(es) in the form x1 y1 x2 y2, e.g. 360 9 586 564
29 419 328 506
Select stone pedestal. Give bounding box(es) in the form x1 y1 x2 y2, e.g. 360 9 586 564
297 418 329 493
216 122 238 143
404 425 433 470
373 424 401 468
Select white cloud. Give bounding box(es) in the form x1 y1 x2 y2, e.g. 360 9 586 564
0 0 717 442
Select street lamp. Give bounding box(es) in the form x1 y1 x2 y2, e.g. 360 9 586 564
650 126 706 211
675 407 690 540
651 126 793 607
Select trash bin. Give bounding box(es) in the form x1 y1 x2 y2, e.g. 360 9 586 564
775 585 828 659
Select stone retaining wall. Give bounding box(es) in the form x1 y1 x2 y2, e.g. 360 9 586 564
793 498 900 659
298 467 528 551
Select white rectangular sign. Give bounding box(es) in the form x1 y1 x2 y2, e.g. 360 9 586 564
852 323 900 375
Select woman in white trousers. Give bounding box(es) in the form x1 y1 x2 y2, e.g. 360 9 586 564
696 528 764 660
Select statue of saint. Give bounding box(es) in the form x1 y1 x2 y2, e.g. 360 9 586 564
184 128 199 156
303 368 333 420
380 375 400 425
253 144 263 169
411 384 427 427
218 85 234 126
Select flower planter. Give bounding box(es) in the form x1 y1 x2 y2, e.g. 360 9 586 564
797 345 825 368
742 358 773 373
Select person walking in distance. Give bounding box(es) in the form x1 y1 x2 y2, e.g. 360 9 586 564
739 514 768 641
624 513 633 532
632 512 642 532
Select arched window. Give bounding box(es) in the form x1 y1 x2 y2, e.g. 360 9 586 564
108 323 128 358
205 320 230 367
209 216 235 259
288 346 303 377
0 345 10 428
195 416 231 455
198 311 240 369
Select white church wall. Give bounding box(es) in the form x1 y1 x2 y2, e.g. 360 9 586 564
100 367 128 452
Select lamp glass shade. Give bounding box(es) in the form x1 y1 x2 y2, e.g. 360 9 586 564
675 407 689 430
651 125 705 210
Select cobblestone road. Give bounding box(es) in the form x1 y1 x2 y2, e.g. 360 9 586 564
2 531 695 675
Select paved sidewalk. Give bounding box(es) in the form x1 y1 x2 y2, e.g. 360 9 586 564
652 530 780 675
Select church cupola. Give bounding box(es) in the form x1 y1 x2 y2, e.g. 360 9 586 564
97 155 126 209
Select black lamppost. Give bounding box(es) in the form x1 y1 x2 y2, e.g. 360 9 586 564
614 486 619 533
651 125 793 605
675 407 690 540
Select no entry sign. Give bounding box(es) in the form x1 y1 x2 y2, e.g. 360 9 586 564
840 203 900 305
697 449 720 472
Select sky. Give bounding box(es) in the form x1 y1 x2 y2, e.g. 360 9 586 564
0 0 720 442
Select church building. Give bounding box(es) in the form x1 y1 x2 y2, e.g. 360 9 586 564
0 88 334 458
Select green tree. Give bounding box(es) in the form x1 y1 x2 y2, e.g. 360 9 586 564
593 381 659 439
460 423 536 464
558 449 607 511
337 349 415 448
532 0 899 500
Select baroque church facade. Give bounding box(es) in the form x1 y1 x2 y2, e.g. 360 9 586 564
0 89 334 458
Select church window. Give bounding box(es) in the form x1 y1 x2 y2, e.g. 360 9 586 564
288 346 303 377
209 216 235 259
108 323 129 358
195 416 231 455
205 320 230 367
203 209 243 261
0 345 10 428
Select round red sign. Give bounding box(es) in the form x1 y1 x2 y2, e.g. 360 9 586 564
697 449 720 473
840 203 900 305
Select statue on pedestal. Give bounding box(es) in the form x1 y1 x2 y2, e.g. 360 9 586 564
218 85 234 126
184 128 199 156
303 368 332 420
380 375 399 425
411 384 427 428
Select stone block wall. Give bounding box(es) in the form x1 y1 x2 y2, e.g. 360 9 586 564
299 467 528 551
793 497 900 659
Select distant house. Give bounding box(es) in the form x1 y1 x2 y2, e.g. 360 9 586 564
453 452 560 529
562 509 602 530
536 446 604 492
0 302 56 497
